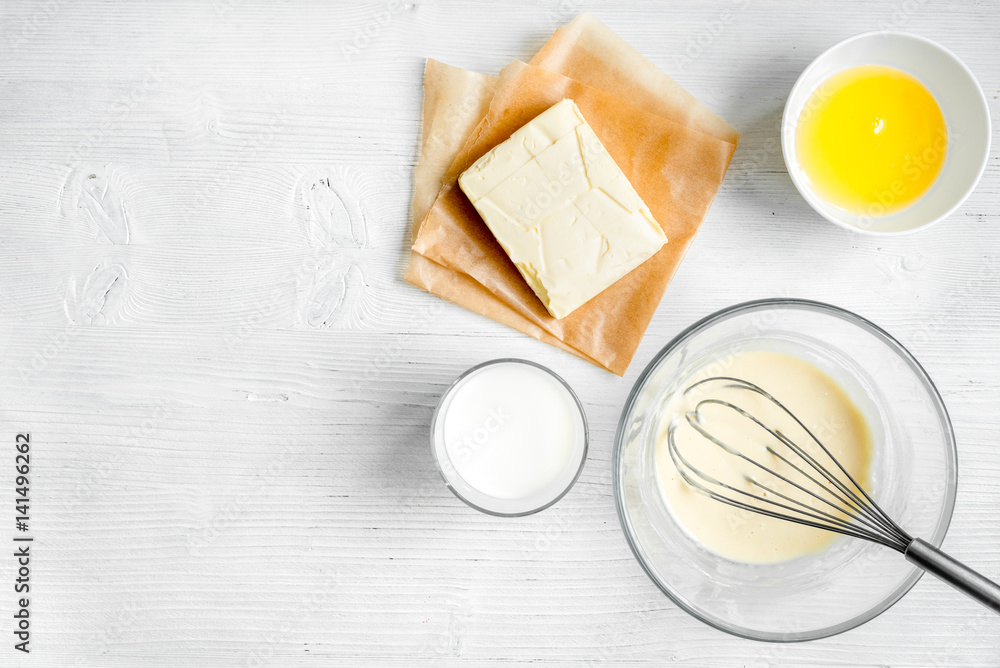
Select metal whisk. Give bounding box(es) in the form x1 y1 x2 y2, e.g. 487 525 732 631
667 376 1000 614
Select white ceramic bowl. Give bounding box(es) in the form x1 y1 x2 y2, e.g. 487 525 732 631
782 31 991 235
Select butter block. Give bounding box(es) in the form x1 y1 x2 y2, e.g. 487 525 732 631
458 99 667 319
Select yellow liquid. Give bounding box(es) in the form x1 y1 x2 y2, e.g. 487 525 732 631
796 64 947 216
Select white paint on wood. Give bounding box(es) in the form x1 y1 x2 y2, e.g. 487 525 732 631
1 0 999 666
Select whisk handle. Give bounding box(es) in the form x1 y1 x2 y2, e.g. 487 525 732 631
905 538 1000 614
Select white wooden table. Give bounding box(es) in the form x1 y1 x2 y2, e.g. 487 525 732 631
1 1 998 665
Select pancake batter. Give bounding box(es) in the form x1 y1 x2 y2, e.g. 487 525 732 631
655 350 873 564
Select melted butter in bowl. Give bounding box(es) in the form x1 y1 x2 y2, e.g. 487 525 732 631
654 350 874 564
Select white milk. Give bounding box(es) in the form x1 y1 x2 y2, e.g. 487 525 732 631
435 361 586 511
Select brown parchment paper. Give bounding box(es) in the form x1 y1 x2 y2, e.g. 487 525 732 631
405 14 739 375
405 59 602 365
412 60 737 375
529 13 739 144
411 59 497 232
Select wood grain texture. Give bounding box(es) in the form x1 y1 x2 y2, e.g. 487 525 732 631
1 0 999 665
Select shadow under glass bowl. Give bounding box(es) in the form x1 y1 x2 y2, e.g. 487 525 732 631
613 299 957 641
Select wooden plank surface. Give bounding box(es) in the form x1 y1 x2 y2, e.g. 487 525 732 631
1 0 998 665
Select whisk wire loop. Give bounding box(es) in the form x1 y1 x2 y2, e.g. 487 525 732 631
700 376 910 544
684 404 899 545
689 399 888 528
668 376 912 553
665 374 1000 614
666 426 903 548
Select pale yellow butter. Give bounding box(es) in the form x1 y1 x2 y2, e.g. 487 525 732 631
458 99 667 319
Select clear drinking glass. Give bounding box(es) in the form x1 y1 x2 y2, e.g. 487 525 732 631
432 359 589 517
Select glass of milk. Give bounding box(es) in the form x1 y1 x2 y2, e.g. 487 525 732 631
431 359 589 516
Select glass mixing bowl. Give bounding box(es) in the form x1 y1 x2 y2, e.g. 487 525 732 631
614 299 957 641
